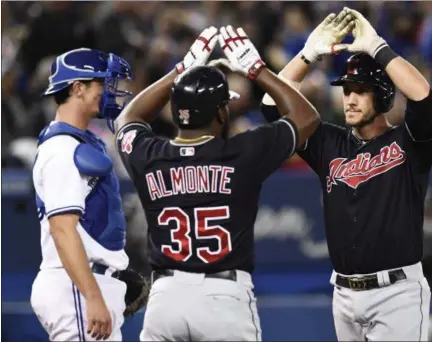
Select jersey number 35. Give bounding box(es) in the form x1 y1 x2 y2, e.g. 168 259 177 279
158 206 232 263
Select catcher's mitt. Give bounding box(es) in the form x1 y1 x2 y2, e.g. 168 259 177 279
117 268 151 318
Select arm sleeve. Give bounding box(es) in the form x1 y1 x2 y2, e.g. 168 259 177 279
115 122 158 175
236 117 298 180
41 138 89 219
404 89 432 142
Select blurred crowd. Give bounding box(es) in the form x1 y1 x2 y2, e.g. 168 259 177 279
2 1 432 172
1 0 432 285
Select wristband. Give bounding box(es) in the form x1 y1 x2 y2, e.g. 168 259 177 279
301 54 311 65
248 60 266 80
175 62 185 74
374 45 398 68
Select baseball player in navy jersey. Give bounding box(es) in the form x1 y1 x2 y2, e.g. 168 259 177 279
114 25 321 341
31 48 132 341
261 8 432 341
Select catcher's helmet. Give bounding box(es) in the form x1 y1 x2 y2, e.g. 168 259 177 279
330 53 395 114
43 48 133 132
171 66 240 129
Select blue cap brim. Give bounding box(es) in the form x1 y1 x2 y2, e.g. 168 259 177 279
42 81 74 96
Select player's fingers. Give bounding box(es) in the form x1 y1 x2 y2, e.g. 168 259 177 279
332 9 348 26
220 26 234 51
321 13 336 26
98 314 112 341
205 26 218 39
335 42 360 53
104 316 112 340
91 321 101 339
198 27 214 41
339 21 356 37
235 27 249 45
344 7 364 21
200 26 218 51
352 19 361 36
207 33 219 52
208 58 233 70
189 27 213 53
218 33 228 52
335 13 353 32
331 43 349 53
226 25 239 47
97 320 108 341
207 58 220 67
87 318 95 335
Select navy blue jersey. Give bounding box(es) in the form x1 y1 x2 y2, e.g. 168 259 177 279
296 93 432 274
116 119 298 273
261 92 432 274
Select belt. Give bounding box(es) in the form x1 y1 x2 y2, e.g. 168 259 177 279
336 269 407 291
91 263 120 279
151 269 237 284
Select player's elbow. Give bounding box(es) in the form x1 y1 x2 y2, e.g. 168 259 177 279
287 108 320 148
419 85 432 101
260 103 282 123
297 117 320 148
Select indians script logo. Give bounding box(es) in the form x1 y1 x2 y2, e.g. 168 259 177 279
326 142 406 193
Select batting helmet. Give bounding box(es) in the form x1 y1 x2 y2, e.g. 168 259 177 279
43 48 133 132
171 66 240 129
330 53 395 114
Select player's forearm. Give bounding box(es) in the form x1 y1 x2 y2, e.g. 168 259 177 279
262 53 310 106
382 55 430 102
278 52 311 83
256 68 320 146
117 69 178 128
49 215 102 301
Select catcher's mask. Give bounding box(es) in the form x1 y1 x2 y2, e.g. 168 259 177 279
170 66 240 129
43 48 133 133
330 53 395 114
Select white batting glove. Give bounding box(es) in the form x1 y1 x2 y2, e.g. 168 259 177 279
335 7 388 57
176 26 219 74
207 58 233 70
218 26 266 80
301 10 356 64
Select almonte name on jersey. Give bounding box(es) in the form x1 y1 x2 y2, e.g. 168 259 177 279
146 165 235 201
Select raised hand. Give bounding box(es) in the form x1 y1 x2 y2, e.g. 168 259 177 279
301 9 355 63
218 25 266 79
176 26 219 74
335 7 387 57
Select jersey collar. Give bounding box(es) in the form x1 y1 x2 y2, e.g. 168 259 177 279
170 135 215 146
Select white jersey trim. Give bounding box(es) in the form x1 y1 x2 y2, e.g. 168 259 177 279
46 205 85 219
279 118 297 157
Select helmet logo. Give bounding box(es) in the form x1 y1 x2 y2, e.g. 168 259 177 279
179 109 190 125
347 66 358 75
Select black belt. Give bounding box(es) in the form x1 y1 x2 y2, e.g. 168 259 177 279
151 269 237 284
92 263 120 279
336 269 407 291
